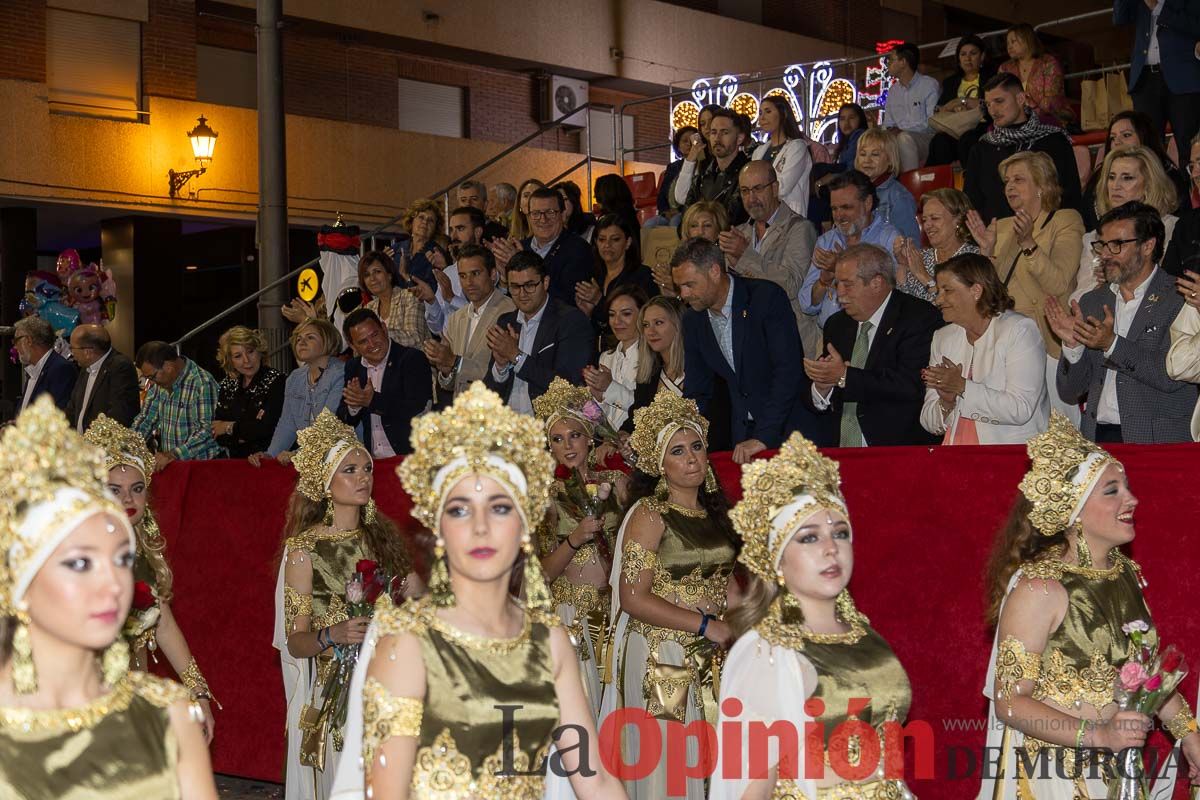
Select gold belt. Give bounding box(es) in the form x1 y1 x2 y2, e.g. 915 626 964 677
814 777 910 799
641 637 723 725
551 580 611 671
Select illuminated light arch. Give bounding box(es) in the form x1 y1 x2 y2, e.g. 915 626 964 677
671 101 700 131
730 92 760 123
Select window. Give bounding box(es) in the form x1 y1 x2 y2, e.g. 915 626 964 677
398 78 465 138
46 8 141 120
589 109 636 163
197 45 257 109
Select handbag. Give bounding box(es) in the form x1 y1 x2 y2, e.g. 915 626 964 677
929 106 983 139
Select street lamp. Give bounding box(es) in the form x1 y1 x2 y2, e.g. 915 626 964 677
168 115 218 198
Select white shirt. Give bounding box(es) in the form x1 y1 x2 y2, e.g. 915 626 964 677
490 297 549 415
599 340 640 430
1062 268 1158 425
708 278 736 372
76 348 112 432
21 349 52 411
811 292 893 422
355 343 396 458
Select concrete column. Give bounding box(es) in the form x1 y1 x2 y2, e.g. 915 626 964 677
0 208 36 416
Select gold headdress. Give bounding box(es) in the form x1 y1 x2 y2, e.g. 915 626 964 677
84 414 154 486
1019 411 1119 536
732 432 847 583
628 391 709 477
398 383 555 609
531 377 594 438
292 409 369 502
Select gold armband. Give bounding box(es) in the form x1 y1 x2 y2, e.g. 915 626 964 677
621 540 659 584
284 586 313 633
363 677 423 778
1167 700 1198 741
180 658 221 709
995 635 1042 714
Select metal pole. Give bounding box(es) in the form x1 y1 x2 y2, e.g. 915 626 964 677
585 109 593 209
256 0 288 369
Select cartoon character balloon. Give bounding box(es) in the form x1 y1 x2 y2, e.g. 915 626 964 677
52 249 117 325
19 270 80 337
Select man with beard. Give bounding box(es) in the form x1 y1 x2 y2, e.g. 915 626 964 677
1048 201 1195 443
798 170 905 328
673 107 751 225
412 205 486 335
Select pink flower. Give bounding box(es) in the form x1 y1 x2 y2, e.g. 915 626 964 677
345 579 365 605
1119 661 1149 692
596 482 612 501
581 400 604 422
1143 674 1163 692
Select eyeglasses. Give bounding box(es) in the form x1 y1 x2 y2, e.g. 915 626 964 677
509 280 544 294
528 210 559 221
1089 237 1142 256
738 180 777 197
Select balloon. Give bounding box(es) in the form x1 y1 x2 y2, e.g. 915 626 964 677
40 301 80 336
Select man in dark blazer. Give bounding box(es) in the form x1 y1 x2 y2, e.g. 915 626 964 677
337 308 432 456
65 324 139 432
1049 202 1196 443
487 187 592 308
803 242 944 446
673 237 824 460
14 316 75 414
485 250 593 412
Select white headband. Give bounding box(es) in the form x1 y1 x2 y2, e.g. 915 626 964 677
1068 451 1117 527
654 421 706 470
432 455 529 523
323 440 370 492
767 493 850 573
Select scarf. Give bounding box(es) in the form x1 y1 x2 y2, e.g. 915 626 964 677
980 112 1068 148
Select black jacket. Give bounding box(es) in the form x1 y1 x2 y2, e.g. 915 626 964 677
214 366 287 457
337 343 433 456
23 349 75 413
65 349 140 430
963 126 1082 224
1164 205 1200 277
521 232 594 309
685 151 751 226
484 298 595 405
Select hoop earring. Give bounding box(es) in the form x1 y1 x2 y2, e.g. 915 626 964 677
429 536 454 608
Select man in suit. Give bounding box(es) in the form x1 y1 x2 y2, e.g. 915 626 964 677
484 250 593 413
803 243 944 446
14 316 74 414
719 159 821 357
422 245 516 400
487 187 592 308
1049 202 1196 443
1115 0 1200 159
65 324 139 432
673 237 821 461
414 205 486 336
337 308 433 456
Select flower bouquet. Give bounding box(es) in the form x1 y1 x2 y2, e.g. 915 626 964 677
562 467 614 567
1107 620 1189 800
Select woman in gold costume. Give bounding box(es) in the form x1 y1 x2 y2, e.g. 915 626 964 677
599 391 739 800
84 414 217 742
712 432 915 800
979 412 1200 798
0 397 216 798
274 409 421 800
330 383 627 799
532 377 630 713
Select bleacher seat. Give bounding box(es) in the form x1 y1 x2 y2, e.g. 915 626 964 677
897 165 955 207
625 172 658 216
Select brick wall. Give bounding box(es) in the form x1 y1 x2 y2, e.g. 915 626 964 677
143 0 197 100
0 0 44 83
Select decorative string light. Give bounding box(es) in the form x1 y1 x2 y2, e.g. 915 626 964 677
671 101 700 132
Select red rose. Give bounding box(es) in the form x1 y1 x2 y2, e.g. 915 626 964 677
355 559 378 581
1142 647 1153 663
132 581 155 611
1161 648 1184 673
364 577 385 604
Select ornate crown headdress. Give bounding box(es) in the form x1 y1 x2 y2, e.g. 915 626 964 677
292 409 369 502
84 414 154 487
731 432 847 582
628 391 709 477
531 377 595 437
1019 411 1119 535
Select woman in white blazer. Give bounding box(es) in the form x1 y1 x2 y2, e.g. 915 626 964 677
921 252 1049 444
751 95 812 217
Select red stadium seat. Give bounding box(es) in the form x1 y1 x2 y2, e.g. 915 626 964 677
897 165 955 206
637 206 657 225
625 172 658 210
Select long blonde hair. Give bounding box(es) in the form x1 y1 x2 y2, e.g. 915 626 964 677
636 296 685 384
281 490 413 578
137 506 174 604
726 572 781 638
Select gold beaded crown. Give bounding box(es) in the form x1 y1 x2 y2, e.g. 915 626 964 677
84 414 154 486
0 397 125 612
292 409 369 502
732 432 846 581
628 391 709 476
1019 411 1118 535
398 383 556 529
531 377 594 436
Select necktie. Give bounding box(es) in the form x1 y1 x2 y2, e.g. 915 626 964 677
839 320 873 448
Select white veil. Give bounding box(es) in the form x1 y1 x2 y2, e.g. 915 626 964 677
273 550 316 800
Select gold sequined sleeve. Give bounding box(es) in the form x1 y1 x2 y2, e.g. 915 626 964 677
621 540 659 584
535 509 558 558
284 585 313 634
362 676 423 780
994 635 1042 707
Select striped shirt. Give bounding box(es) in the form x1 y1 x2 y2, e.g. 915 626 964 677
132 358 223 460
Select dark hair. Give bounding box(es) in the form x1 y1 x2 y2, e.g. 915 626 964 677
983 72 1024 95
1107 110 1174 167
734 113 753 141
839 103 868 135
954 34 990 76
594 174 636 218
626 468 739 556
760 95 803 141
135 341 178 369
1097 200 1167 263
935 253 1015 317
553 181 590 235
449 206 486 229
672 125 698 157
891 42 920 72
708 106 740 130
985 494 1065 624
591 213 642 283
357 250 397 292
827 169 878 208
698 103 724 126
456 243 495 273
530 186 566 211
604 284 649 319
342 307 384 342
507 249 547 278
669 236 725 272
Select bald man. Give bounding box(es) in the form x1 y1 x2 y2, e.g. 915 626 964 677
717 159 821 358
65 324 140 431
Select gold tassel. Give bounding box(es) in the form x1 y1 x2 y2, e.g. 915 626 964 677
322 495 334 527
704 465 718 494
363 498 377 525
11 610 36 695
1074 525 1093 568
778 589 805 626
101 637 130 687
835 589 857 625
521 534 553 612
655 476 668 499
429 538 454 608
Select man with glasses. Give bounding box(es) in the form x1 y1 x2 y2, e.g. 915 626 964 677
718 160 821 357
1047 201 1196 443
487 187 592 308
485 250 592 414
65 323 138 431
12 316 74 414
133 341 222 469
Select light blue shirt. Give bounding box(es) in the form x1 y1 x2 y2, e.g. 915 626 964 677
423 262 468 336
530 233 560 259
884 72 940 133
708 277 736 372
490 296 549 415
875 177 921 242
267 359 346 456
799 215 902 327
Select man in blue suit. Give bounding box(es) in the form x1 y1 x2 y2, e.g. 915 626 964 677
487 187 592 308
14 316 75 414
673 237 827 462
1116 0 1200 154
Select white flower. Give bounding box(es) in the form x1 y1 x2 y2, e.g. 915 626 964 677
1121 620 1149 634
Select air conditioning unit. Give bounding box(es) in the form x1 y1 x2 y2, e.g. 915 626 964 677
541 74 588 128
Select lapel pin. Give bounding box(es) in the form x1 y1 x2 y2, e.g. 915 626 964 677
742 310 747 319
887 327 894 335
1148 293 1159 303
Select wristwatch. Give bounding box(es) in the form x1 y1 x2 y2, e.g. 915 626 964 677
836 370 848 389
1021 243 1039 257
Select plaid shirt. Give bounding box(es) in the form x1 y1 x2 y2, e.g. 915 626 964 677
366 291 430 348
132 358 223 460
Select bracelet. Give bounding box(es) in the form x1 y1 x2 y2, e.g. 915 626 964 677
180 658 220 708
1075 717 1090 749
1167 704 1198 740
697 613 713 637
566 535 583 551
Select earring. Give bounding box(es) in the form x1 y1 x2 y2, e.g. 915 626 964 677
101 637 130 687
11 607 36 695
322 495 334 528
429 537 454 608
704 466 719 495
777 588 805 626
1074 524 1094 569
520 532 553 612
363 498 377 526
654 476 669 499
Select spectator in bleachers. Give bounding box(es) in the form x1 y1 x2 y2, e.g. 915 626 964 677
488 181 517 231
894 188 981 302
999 24 1074 128
133 341 223 468
1187 134 1200 209
800 170 904 327
583 285 648 431
401 198 448 293
575 214 657 338
1081 111 1190 230
883 42 940 170
359 249 430 348
337 307 432 457
674 107 751 226
509 178 546 240
1115 0 1200 162
964 73 1081 223
736 112 756 158
1049 201 1195 443
593 173 641 236
721 160 821 357
853 127 921 242
751 95 812 217
1077 146 1179 300
555 180 595 243
627 296 688 428
967 150 1084 424
251 318 345 465
920 253 1049 444
809 103 869 223
457 179 508 242
647 126 698 229
65 323 139 431
927 34 997 167
1164 135 1200 275
414 205 486 335
490 187 594 308
14 316 74 414
654 200 731 296
1166 272 1200 439
212 325 285 458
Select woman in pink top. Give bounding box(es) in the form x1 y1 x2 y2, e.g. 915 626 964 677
999 24 1074 128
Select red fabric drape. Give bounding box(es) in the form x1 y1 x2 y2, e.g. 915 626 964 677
151 444 1200 795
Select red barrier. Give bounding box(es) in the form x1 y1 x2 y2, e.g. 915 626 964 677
152 444 1200 796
